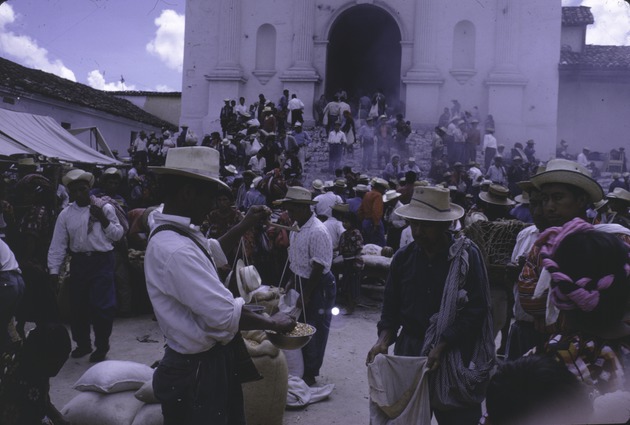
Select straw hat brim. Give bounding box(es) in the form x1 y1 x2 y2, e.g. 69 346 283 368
149 166 229 189
394 202 464 222
530 170 603 203
479 191 516 206
607 192 630 203
514 194 529 204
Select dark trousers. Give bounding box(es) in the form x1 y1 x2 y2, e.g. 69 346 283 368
0 270 24 352
69 251 116 351
153 344 245 425
329 143 343 171
484 148 497 171
302 271 336 379
363 143 374 170
362 219 385 247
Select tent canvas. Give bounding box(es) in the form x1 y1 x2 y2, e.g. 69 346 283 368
68 127 116 159
0 109 121 164
0 131 32 156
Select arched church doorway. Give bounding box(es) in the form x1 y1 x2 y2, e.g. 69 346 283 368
325 5 402 111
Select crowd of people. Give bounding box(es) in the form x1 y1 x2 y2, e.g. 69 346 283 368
1 87 629 424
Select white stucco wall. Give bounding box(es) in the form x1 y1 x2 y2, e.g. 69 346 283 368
560 26 586 53
182 0 561 162
0 94 163 155
558 78 630 156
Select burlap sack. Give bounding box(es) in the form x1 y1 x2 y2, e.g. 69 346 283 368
243 332 289 425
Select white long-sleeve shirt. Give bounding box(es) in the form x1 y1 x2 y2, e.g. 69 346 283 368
145 213 244 354
0 238 19 271
482 134 497 151
328 130 347 145
48 202 124 274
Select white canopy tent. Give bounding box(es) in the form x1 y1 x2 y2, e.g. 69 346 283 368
0 109 121 164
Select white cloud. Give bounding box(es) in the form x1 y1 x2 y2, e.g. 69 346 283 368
562 0 630 46
0 3 76 81
155 84 176 92
146 9 184 72
87 69 137 91
584 0 630 45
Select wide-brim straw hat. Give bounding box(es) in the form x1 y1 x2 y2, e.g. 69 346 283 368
235 259 262 303
479 184 516 206
103 167 122 178
149 146 229 189
395 185 465 222
530 158 603 203
371 177 389 189
312 179 324 191
334 179 347 188
354 184 369 192
514 191 530 204
276 186 318 205
382 190 401 203
607 187 630 204
332 203 350 214
62 169 95 188
480 184 516 206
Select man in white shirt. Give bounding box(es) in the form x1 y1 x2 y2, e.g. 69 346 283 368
482 128 498 171
288 94 305 126
234 96 248 119
248 150 266 174
328 121 347 172
0 238 23 352
323 95 341 133
279 186 335 386
577 146 590 167
314 181 344 219
48 169 124 363
132 130 149 164
145 146 294 425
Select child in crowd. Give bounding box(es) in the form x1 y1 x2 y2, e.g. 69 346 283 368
338 213 364 314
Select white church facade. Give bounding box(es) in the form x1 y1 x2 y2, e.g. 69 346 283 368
181 0 561 160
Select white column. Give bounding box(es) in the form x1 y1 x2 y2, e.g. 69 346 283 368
487 0 526 83
403 0 443 125
217 0 241 68
403 0 442 82
281 0 319 124
282 0 319 80
207 0 245 80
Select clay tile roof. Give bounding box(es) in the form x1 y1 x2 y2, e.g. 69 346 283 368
562 6 594 26
560 45 630 71
108 90 181 97
0 57 176 129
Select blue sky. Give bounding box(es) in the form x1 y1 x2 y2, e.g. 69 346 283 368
0 0 628 93
0 0 185 91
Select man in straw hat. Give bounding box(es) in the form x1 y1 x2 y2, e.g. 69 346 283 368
48 169 125 363
366 185 494 424
145 146 295 424
517 158 630 325
277 186 335 387
358 178 389 246
605 187 630 229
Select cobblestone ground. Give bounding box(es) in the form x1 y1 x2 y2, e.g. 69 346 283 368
300 124 615 190
299 124 435 185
